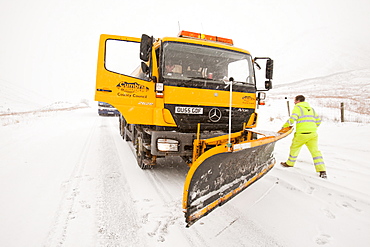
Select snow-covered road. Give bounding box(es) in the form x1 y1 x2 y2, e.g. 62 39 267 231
1 106 370 247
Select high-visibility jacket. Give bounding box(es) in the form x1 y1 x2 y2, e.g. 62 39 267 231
283 102 321 133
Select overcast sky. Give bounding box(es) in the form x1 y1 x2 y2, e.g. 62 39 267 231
1 0 370 102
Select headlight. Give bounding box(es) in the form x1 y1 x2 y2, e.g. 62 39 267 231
157 139 179 152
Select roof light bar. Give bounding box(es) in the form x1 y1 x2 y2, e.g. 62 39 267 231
178 30 233 45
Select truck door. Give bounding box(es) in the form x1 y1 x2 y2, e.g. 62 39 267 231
95 34 157 125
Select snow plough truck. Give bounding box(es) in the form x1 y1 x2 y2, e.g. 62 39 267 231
95 31 292 226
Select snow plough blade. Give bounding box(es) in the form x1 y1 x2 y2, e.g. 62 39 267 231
183 126 293 227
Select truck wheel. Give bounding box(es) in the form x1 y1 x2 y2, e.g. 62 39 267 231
136 132 151 169
119 115 131 142
127 124 134 143
119 115 125 139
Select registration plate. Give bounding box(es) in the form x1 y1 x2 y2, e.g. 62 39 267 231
175 106 203 114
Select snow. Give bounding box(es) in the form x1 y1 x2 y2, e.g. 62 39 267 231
1 77 370 246
1 0 370 246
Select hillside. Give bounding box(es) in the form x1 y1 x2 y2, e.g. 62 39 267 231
266 69 370 123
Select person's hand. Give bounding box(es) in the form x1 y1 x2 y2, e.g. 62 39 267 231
278 126 292 133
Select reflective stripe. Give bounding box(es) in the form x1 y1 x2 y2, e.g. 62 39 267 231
313 155 325 166
284 102 322 130
297 105 304 116
287 114 299 125
286 126 326 172
288 154 298 163
295 104 320 130
314 162 325 166
301 114 316 118
313 109 322 126
297 119 317 123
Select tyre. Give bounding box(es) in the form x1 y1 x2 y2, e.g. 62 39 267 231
135 131 152 169
119 114 124 139
126 123 134 142
119 115 132 141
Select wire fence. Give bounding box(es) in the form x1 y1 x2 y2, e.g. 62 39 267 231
316 105 370 123
267 99 370 124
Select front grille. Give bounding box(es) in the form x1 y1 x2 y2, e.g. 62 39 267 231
165 104 254 132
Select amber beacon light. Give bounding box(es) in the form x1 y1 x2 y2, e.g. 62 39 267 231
178 30 234 45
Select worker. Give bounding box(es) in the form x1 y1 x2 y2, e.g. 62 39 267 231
164 58 182 75
280 95 327 179
165 63 175 75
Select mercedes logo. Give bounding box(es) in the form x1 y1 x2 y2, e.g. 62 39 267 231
209 108 222 122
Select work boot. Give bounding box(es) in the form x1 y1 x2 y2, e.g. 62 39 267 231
319 171 327 179
280 162 292 167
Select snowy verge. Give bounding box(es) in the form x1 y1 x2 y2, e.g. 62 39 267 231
0 101 91 126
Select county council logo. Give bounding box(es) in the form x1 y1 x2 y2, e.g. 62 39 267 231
116 82 149 93
242 95 254 104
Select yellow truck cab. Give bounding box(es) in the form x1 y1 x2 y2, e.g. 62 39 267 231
95 31 274 169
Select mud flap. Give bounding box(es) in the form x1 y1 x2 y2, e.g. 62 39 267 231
183 127 292 227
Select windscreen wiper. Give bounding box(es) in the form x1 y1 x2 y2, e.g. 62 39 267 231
187 76 217 82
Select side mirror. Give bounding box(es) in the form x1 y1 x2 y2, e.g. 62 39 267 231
266 59 273 80
254 57 273 91
141 62 150 74
265 81 272 90
140 34 153 62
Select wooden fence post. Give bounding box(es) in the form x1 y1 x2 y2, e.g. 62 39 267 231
285 97 290 116
340 102 344 122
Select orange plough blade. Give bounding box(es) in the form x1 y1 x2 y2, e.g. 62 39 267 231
183 127 293 227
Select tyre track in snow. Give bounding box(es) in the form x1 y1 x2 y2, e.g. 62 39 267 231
108 118 209 246
94 117 144 246
44 115 98 246
44 114 145 246
142 166 209 246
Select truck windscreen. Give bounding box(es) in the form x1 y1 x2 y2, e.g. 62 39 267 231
162 42 255 91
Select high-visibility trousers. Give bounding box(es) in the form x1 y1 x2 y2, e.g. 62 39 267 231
286 132 326 172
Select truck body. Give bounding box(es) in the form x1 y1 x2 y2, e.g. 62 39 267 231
95 31 291 226
96 31 273 168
